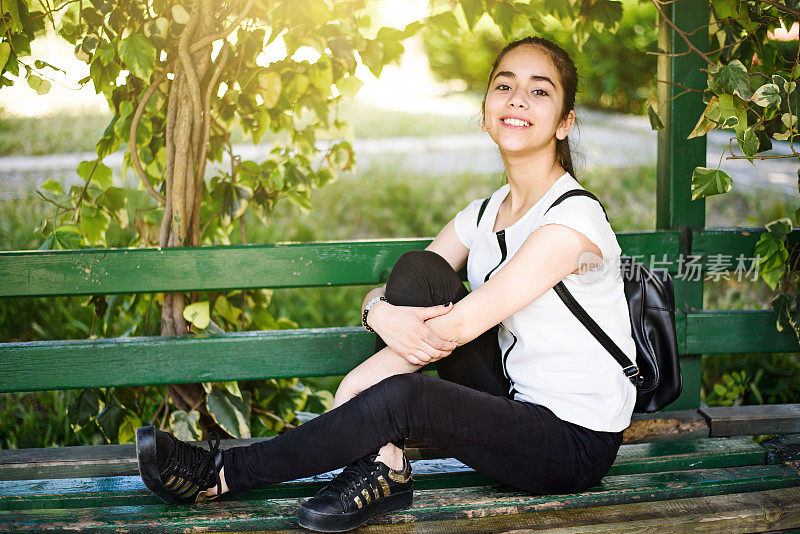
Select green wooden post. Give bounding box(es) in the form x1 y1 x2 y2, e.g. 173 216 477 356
656 0 708 410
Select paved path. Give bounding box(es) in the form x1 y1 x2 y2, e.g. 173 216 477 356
1 107 797 199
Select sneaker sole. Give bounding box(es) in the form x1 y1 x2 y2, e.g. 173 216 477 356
136 425 188 505
296 488 413 532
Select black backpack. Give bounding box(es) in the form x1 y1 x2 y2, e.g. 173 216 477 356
477 190 682 413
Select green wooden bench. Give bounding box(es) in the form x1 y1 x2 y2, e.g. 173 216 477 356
1 237 800 532
1 1 800 531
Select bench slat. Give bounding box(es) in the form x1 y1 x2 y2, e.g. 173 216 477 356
685 310 800 354
1 465 797 531
0 435 764 483
0 327 374 392
4 309 800 392
0 233 680 298
352 488 800 533
699 404 800 436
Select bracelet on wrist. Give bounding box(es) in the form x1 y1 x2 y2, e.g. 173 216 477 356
362 296 387 333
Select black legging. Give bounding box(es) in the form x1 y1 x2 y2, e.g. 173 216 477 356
222 250 624 495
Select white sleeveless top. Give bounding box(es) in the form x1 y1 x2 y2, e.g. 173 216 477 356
453 172 636 432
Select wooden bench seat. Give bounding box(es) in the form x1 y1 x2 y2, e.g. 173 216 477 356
2 435 798 531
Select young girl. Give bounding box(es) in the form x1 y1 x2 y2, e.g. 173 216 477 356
136 35 637 533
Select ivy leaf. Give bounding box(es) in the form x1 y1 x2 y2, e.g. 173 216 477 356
171 5 190 25
713 60 751 100
359 39 383 77
580 0 623 32
27 74 51 95
737 127 758 160
219 381 243 399
80 207 110 245
772 74 788 93
67 388 101 430
689 97 718 138
0 42 10 73
756 232 789 290
5 0 22 32
712 0 737 21
97 402 125 442
214 295 241 325
772 293 793 333
376 27 404 66
646 102 664 130
766 217 793 240
304 389 334 414
336 75 363 99
206 387 252 438
460 0 484 31
257 70 281 108
118 34 156 81
77 159 113 189
117 411 142 444
690 167 732 200
169 409 202 441
720 115 738 129
490 2 514 39
40 179 63 196
219 182 253 226
752 83 781 108
95 187 128 228
42 224 84 250
183 301 210 329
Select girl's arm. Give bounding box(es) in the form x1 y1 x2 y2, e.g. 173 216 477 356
362 220 469 365
424 222 603 345
333 221 473 408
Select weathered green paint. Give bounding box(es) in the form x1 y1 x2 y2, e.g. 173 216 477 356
0 435 763 483
0 232 679 299
685 310 800 354
0 327 374 392
667 354 702 411
656 0 708 415
0 240 429 298
352 488 800 534
3 309 797 393
692 228 800 263
656 0 707 232
699 405 800 437
1 465 797 531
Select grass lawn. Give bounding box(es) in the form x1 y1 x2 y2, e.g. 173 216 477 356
0 100 479 157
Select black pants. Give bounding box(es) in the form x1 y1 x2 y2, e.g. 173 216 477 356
223 250 624 495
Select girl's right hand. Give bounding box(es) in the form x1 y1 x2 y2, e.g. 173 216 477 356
367 301 458 365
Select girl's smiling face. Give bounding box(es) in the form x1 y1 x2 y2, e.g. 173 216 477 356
481 44 574 157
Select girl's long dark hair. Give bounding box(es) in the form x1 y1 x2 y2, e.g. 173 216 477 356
482 36 580 179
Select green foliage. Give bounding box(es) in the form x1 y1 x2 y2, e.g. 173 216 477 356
704 370 749 406
703 354 800 407
422 0 656 114
0 391 101 449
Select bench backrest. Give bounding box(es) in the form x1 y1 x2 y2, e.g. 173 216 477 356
2 230 798 411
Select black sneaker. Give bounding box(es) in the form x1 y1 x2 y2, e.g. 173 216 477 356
135 425 223 504
297 453 413 532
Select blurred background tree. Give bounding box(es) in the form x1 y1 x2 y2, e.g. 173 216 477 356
422 0 658 115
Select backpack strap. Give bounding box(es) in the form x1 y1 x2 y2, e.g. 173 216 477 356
544 189 642 387
476 196 491 227
544 189 610 222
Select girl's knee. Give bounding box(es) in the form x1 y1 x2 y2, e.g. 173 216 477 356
393 250 451 274
386 251 463 305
